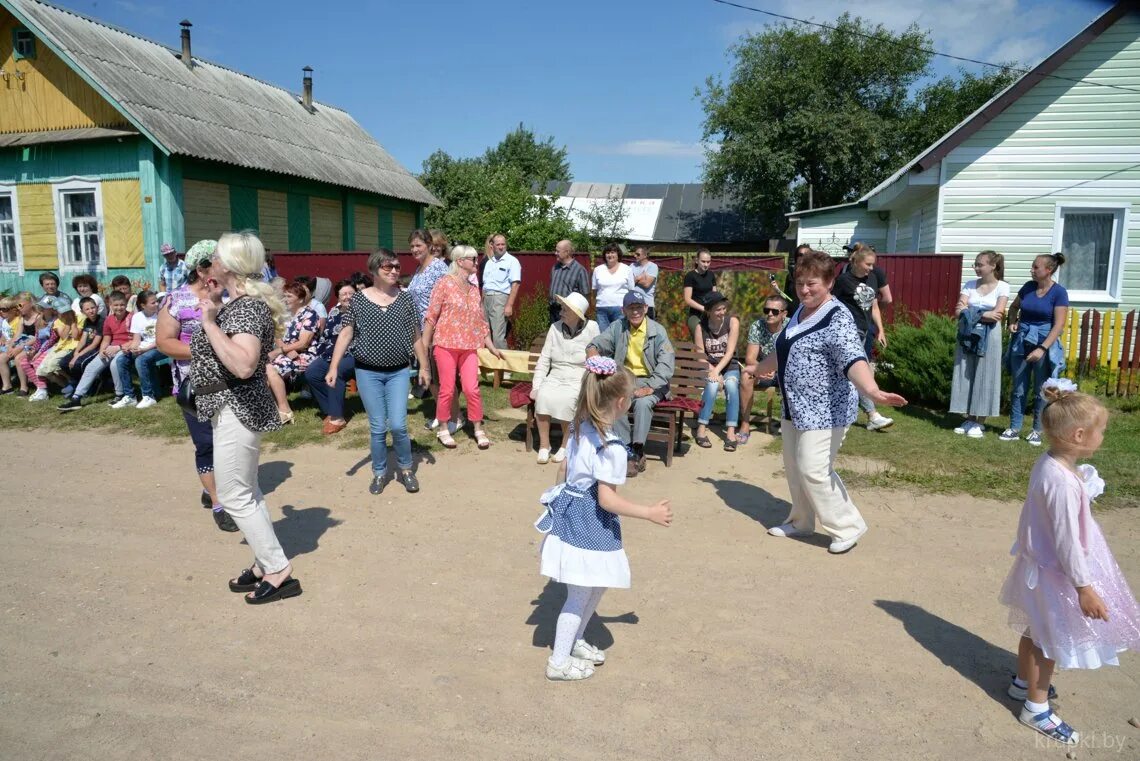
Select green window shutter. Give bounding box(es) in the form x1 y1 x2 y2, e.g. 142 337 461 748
287 192 311 251
378 208 393 249
229 185 259 233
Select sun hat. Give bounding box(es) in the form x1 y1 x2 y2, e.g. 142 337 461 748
701 290 728 309
184 239 217 270
555 292 589 321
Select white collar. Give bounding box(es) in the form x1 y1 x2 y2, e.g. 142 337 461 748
787 297 840 338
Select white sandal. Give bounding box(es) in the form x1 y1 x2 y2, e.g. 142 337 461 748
545 655 595 681
572 639 605 665
436 429 457 449
536 447 551 464
475 429 491 449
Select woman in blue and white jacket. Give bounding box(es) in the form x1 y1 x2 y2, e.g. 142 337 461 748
745 251 907 555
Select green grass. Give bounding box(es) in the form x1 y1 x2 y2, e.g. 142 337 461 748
0 379 524 455
765 396 1140 510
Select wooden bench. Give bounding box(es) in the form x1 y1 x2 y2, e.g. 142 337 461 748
643 341 705 466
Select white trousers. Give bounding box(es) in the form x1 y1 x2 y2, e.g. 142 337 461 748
212 404 289 574
782 426 867 542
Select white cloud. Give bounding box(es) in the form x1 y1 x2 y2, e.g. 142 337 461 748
719 0 1067 68
589 140 718 158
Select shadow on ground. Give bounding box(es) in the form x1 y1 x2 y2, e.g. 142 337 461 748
526 579 639 653
875 599 1018 713
243 504 343 558
258 461 293 495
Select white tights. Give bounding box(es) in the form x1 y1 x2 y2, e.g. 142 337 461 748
551 584 606 666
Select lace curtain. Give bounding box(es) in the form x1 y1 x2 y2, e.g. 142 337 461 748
1061 212 1113 291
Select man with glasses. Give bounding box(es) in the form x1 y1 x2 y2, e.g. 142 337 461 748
482 234 521 349
586 291 675 476
738 296 790 441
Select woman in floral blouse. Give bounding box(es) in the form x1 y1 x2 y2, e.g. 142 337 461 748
266 281 319 424
303 280 355 435
421 245 503 449
745 251 906 555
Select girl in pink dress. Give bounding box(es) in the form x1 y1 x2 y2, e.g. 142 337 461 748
999 378 1140 745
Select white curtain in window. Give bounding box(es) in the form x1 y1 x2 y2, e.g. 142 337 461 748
1061 212 1113 291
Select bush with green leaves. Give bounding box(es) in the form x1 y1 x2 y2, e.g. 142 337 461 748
511 282 552 351
653 268 787 346
876 312 957 406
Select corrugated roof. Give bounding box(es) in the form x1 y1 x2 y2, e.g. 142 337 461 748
542 181 764 243
4 0 438 206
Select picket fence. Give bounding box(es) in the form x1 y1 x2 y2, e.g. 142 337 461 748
1059 309 1140 397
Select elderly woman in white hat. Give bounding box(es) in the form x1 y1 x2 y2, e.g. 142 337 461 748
529 291 600 463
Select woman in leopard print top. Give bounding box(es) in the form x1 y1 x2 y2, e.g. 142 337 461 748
191 231 302 605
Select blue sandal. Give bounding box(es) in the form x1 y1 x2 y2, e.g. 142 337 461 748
1019 708 1079 745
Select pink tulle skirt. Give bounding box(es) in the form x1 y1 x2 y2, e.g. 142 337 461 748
1000 520 1140 669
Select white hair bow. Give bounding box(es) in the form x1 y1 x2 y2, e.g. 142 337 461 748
1076 464 1105 501
1041 378 1077 394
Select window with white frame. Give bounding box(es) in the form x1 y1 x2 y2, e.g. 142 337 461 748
53 181 104 271
1053 204 1127 300
0 188 21 273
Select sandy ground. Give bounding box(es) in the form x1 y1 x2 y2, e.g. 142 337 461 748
2 428 1138 761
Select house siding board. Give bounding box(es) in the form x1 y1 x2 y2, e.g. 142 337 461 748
0 7 128 134
935 15 1140 311
229 185 258 233
354 204 378 250
392 210 416 251
794 207 887 253
257 189 288 252
309 196 342 251
286 192 310 251
0 137 139 183
182 179 230 250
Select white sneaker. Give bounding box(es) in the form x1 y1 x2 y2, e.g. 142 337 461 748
828 526 868 554
866 414 894 431
966 423 984 438
29 388 48 402
426 418 440 430
536 448 551 464
112 395 137 409
953 420 970 434
768 522 812 538
136 396 157 409
551 447 567 463
572 639 606 665
545 655 595 682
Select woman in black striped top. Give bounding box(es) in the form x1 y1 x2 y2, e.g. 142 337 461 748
327 250 430 495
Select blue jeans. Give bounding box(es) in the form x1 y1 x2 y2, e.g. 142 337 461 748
698 367 741 428
1008 324 1063 433
355 366 412 475
595 306 623 333
114 348 163 398
304 353 356 420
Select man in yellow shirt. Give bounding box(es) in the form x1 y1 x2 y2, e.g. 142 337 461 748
586 291 675 475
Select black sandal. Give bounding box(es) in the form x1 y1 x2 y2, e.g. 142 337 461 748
724 440 737 452
695 435 712 448
228 565 262 593
245 577 302 605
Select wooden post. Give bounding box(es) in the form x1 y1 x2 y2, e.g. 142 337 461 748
1129 312 1140 397
1078 311 1091 377
1089 311 1101 373
1117 311 1134 397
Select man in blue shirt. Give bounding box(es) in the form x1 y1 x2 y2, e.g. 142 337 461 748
482 233 521 349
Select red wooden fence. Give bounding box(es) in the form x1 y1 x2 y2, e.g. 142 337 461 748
274 250 964 320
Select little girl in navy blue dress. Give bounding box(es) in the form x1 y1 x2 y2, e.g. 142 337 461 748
535 356 673 681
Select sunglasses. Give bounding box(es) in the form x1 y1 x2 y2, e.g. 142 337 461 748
763 308 785 315
379 262 401 272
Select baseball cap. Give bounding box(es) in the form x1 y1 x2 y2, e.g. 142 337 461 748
701 290 728 309
622 291 648 308
37 294 71 313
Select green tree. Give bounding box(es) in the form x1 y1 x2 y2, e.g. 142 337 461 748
484 123 572 186
421 149 586 252
577 191 630 252
699 14 1016 233
900 68 1022 156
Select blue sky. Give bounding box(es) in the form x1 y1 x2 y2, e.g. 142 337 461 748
55 0 1111 183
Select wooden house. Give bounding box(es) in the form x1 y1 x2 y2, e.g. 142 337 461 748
0 0 436 293
786 1 1140 312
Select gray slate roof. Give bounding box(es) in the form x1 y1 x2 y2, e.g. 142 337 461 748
4 0 438 206
543 182 765 243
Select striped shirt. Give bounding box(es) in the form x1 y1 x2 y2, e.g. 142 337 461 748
549 258 589 304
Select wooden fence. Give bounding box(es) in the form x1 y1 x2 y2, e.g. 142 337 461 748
1059 309 1140 397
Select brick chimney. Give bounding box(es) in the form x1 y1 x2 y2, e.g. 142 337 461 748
179 20 192 70
302 66 313 112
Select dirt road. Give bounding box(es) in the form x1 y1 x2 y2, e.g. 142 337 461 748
3 430 1137 760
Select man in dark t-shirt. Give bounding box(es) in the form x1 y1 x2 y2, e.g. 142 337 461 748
683 248 716 338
